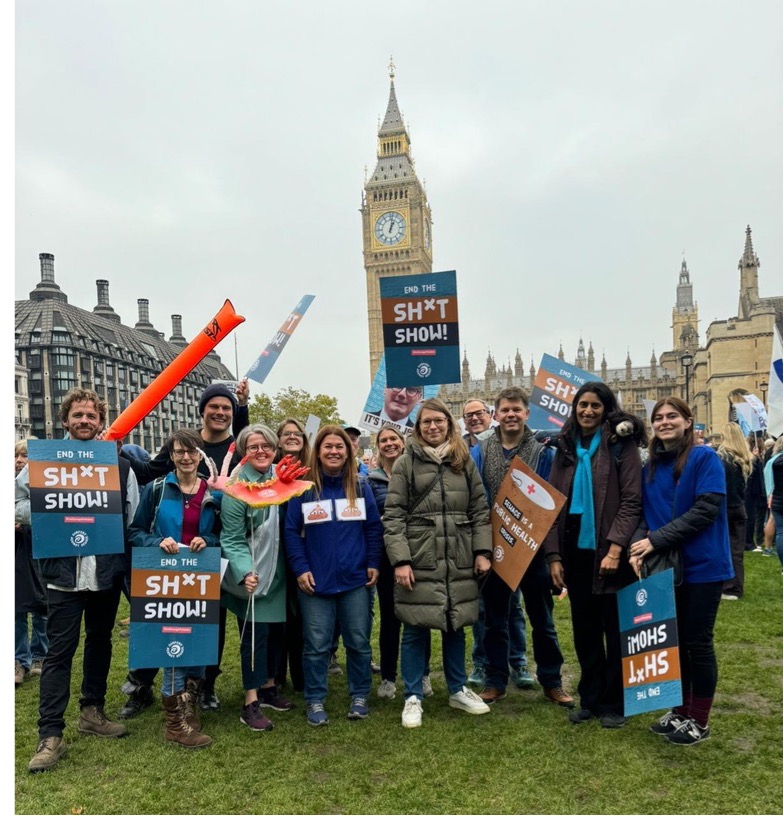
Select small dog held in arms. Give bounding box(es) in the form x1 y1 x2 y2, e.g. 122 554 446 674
535 411 648 450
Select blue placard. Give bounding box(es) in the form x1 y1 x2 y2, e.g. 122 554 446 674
245 294 315 385
617 569 682 716
528 354 603 431
129 548 221 669
27 439 125 559
380 270 461 387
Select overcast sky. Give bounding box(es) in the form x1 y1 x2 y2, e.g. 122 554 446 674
14 0 783 422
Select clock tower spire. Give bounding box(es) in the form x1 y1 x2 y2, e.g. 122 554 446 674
361 61 433 380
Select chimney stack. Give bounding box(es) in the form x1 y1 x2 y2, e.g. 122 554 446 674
169 315 187 346
134 298 158 336
29 252 68 303
93 279 121 323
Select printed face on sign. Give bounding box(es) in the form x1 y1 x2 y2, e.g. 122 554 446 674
383 387 422 422
303 501 333 524
335 498 366 521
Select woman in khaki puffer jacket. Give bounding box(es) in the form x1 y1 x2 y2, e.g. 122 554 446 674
383 398 492 728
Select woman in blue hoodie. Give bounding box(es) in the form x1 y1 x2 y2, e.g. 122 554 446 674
285 425 383 727
129 428 219 749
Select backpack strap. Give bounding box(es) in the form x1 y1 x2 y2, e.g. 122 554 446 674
149 476 167 532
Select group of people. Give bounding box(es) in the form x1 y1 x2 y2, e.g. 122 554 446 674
15 378 781 773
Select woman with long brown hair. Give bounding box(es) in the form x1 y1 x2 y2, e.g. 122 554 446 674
717 422 753 600
630 397 733 745
284 425 383 726
383 398 492 728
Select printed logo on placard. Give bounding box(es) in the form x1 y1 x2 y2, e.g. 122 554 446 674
635 588 648 607
416 362 432 378
493 546 504 562
70 530 89 548
166 641 185 659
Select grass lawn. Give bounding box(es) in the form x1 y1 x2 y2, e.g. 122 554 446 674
14 553 783 815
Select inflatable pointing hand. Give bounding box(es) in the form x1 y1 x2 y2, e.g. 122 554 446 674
276 454 310 484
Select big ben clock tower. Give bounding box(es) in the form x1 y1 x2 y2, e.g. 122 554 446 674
362 61 433 380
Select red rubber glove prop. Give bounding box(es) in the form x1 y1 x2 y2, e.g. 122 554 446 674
104 300 245 441
222 455 312 508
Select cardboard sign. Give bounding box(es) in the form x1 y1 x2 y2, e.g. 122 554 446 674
245 294 315 385
528 354 602 431
490 457 566 590
129 547 221 669
357 353 440 438
27 439 125 559
617 569 682 716
380 270 460 387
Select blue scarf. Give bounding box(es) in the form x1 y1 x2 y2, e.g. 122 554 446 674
569 431 602 550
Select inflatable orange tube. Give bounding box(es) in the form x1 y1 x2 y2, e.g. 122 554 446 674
104 299 245 440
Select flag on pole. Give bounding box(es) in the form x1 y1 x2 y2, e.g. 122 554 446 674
768 326 783 438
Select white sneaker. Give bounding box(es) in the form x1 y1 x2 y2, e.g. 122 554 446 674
377 679 397 700
422 675 433 697
448 686 490 715
402 695 423 728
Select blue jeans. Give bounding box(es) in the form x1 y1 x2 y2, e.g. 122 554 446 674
401 624 467 699
15 611 49 669
471 589 527 670
299 586 371 704
161 665 205 697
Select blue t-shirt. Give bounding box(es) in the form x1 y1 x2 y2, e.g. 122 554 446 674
642 444 733 584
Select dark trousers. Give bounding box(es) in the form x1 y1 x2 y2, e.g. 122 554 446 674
273 564 305 690
483 551 564 691
565 549 623 715
376 555 402 682
237 615 272 690
38 586 122 739
723 507 746 597
675 581 723 700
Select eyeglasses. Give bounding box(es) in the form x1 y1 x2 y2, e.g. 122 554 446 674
463 409 487 420
390 387 423 398
172 449 197 459
281 431 304 439
420 418 447 428
247 443 275 454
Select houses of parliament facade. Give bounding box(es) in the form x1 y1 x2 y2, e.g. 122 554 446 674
362 69 782 434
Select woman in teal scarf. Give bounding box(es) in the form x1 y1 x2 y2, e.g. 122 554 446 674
542 383 644 728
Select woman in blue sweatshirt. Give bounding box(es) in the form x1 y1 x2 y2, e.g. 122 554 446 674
285 425 383 727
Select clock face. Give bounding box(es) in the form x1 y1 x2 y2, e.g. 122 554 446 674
374 211 406 246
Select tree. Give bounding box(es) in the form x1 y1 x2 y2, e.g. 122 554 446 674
248 386 343 430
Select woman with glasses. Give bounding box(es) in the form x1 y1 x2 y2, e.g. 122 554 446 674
220 423 292 732
129 429 219 748
284 426 383 726
383 398 493 728
269 418 311 694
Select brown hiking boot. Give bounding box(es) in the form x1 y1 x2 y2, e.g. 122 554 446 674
16 661 27 686
543 686 575 708
479 686 507 704
28 736 67 772
77 705 128 738
163 692 212 749
184 678 202 731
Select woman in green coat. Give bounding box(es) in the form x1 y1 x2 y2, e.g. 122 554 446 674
383 398 493 728
221 423 291 732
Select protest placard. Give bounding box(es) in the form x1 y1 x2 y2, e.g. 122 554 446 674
245 294 315 385
129 547 221 669
357 353 440 437
617 569 682 716
379 270 460 387
528 354 603 431
490 457 566 591
27 439 125 559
